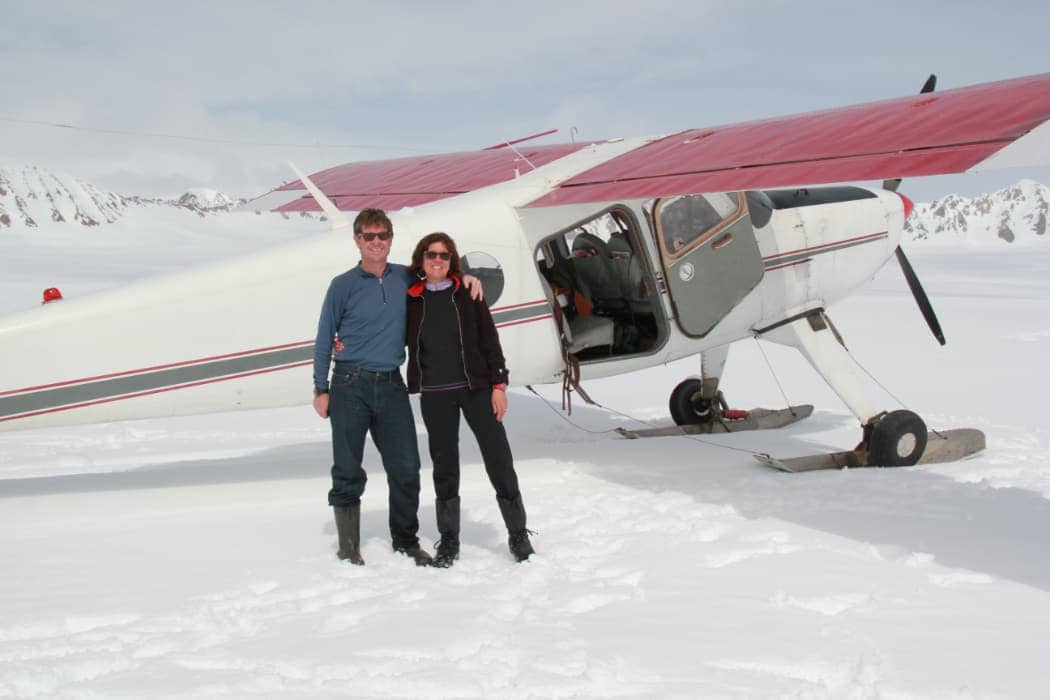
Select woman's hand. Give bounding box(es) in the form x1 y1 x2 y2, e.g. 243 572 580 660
463 274 485 301
491 387 507 421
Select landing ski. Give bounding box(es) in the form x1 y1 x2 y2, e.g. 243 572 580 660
756 428 986 472
616 405 813 439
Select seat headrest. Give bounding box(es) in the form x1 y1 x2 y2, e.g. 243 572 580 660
606 233 632 255
572 231 608 254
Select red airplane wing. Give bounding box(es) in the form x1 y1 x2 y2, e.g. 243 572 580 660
267 74 1049 213
270 143 592 213
526 73 1050 207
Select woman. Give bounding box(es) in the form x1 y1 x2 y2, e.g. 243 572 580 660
406 232 534 567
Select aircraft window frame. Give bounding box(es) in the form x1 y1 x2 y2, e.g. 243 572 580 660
654 192 747 262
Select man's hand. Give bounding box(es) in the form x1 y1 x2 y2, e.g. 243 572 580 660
491 388 507 421
463 274 485 301
313 392 330 419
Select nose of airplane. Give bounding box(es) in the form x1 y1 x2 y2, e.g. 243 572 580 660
896 191 915 220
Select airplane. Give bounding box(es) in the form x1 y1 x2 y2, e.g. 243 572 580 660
2 73 1049 471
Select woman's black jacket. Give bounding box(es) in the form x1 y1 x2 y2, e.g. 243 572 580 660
405 275 509 394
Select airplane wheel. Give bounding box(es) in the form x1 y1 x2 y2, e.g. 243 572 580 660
669 378 713 426
868 410 928 466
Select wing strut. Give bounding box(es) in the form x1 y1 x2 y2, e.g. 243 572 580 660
287 161 352 231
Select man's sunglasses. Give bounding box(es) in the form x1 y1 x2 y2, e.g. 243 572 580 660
357 231 393 242
424 251 451 261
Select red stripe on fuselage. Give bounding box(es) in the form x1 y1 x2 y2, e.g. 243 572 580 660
495 315 553 329
762 230 888 262
491 299 547 312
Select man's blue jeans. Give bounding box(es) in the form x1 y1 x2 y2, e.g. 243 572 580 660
327 363 421 549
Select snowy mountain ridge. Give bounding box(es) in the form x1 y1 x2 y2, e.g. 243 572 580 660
2 164 1047 244
905 178 1048 244
0 165 246 228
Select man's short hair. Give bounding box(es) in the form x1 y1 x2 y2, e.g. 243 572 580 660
353 208 393 236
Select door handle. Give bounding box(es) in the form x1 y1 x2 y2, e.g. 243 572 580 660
712 233 733 250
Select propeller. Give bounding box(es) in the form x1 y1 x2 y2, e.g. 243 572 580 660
883 74 945 345
895 245 946 346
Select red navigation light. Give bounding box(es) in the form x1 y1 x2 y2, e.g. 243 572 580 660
897 192 915 220
42 287 64 304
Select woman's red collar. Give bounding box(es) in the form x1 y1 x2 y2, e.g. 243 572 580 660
408 274 461 297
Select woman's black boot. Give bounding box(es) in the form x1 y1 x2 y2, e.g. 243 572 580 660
434 497 461 568
497 494 535 562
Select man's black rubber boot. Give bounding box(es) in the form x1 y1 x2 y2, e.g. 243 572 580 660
333 505 364 565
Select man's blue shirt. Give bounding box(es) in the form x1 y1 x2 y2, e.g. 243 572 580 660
313 263 414 389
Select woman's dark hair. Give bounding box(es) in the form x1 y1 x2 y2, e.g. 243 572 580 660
410 232 464 280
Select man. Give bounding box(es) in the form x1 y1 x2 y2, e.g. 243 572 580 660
312 208 480 566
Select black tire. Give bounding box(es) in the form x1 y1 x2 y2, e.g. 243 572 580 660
669 378 711 426
869 410 928 467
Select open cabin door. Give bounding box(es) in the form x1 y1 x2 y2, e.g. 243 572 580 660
518 203 668 363
651 192 764 337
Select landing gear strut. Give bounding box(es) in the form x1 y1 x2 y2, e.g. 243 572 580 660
752 312 983 471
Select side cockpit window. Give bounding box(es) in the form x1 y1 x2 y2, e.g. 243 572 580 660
657 192 742 258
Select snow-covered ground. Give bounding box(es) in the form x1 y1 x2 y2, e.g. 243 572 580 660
2 209 1049 698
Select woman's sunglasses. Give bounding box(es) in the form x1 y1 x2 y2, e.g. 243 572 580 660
424 251 451 260
357 231 393 242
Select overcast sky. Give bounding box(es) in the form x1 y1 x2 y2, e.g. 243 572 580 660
2 0 1048 201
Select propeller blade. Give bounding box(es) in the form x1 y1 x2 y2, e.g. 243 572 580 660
895 246 946 345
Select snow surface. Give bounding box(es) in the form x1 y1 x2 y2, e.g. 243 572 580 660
2 205 1050 699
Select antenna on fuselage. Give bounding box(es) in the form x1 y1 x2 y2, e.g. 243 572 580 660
287 161 352 231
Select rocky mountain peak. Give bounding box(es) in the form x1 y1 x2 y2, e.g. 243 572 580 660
0 165 247 228
905 179 1048 244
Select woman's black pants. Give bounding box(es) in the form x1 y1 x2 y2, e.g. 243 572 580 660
419 387 520 502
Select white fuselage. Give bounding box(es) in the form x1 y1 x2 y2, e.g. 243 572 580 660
0 140 906 432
